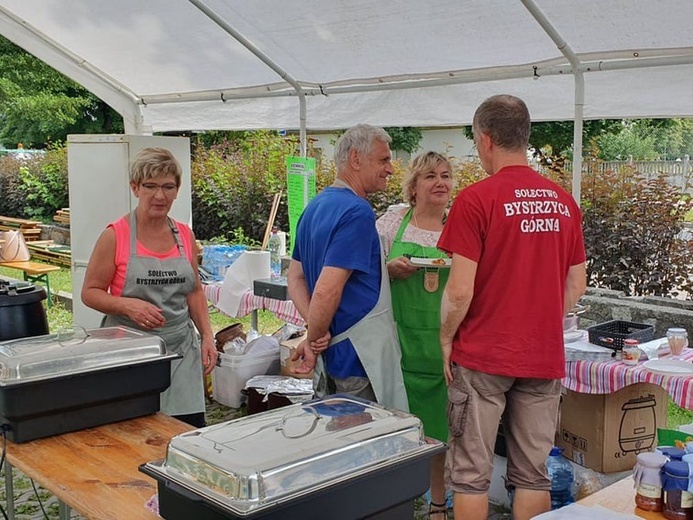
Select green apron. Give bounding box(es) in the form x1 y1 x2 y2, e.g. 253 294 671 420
388 209 449 441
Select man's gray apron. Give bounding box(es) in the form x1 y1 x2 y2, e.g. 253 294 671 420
314 237 409 412
102 210 204 416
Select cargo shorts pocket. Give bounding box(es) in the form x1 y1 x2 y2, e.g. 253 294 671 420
447 385 470 438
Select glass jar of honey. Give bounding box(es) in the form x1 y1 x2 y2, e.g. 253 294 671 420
634 452 668 512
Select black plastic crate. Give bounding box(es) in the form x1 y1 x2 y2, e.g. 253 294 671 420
587 320 654 351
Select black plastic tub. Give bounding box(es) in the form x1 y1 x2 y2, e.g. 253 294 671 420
141 446 441 520
0 358 176 443
0 326 180 443
139 396 446 519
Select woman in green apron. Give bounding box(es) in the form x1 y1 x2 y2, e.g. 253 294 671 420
376 151 453 519
82 147 217 428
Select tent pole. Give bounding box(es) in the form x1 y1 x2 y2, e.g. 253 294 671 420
521 0 584 202
188 0 309 209
572 74 585 203
188 0 307 149
299 95 307 158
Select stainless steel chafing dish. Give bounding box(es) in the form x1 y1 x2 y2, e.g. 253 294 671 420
141 395 445 519
0 326 180 443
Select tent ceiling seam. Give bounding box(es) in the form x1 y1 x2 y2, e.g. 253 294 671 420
138 51 693 106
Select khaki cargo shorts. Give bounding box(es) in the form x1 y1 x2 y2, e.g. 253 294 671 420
445 364 561 494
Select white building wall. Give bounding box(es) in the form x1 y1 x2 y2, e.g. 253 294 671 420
309 127 476 166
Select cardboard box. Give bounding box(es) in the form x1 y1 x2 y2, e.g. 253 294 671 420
280 335 314 379
557 383 668 473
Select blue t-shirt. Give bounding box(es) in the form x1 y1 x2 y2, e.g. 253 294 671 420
292 187 381 378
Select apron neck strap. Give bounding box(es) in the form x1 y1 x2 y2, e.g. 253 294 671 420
394 208 414 243
129 210 184 256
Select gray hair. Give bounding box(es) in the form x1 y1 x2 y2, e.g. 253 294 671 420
334 124 391 169
129 147 182 186
472 94 531 151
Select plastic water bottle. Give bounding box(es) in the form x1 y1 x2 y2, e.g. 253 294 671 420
546 446 574 509
268 228 282 278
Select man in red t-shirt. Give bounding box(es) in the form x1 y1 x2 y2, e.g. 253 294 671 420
438 94 586 520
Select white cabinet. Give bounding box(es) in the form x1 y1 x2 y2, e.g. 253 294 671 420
67 135 191 328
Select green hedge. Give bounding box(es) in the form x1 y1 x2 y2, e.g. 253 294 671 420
2 135 692 299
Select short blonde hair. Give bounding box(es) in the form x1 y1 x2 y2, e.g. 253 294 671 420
402 151 452 206
129 147 182 186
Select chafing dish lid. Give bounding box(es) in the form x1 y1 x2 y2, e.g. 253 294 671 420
0 326 167 382
154 395 432 513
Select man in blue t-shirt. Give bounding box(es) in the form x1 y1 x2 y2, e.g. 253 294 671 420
288 124 408 409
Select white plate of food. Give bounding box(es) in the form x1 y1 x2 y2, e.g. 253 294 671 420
642 358 693 376
409 257 451 268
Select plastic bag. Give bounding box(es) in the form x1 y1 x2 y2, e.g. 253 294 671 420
0 230 31 262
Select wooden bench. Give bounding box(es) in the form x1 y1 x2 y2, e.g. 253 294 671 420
0 261 61 307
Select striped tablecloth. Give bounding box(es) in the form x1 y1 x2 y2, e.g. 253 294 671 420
203 282 305 326
563 348 693 409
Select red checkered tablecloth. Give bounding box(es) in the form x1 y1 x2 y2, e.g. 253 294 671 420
563 348 693 409
203 282 305 326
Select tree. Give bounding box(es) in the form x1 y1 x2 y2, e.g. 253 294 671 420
0 36 122 148
462 119 622 159
594 121 659 160
383 127 423 154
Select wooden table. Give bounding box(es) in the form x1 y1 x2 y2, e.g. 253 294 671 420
4 413 193 519
578 476 665 519
0 260 61 307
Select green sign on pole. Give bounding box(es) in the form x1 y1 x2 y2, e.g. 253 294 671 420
286 156 316 255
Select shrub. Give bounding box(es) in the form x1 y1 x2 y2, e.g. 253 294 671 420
191 132 318 242
19 145 68 220
0 148 67 221
581 159 693 297
0 154 30 218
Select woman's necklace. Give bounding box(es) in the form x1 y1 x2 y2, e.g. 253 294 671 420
411 209 441 293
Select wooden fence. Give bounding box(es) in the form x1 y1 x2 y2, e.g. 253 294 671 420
532 156 693 193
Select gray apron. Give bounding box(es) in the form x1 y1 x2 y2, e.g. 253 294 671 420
102 211 204 416
314 236 410 412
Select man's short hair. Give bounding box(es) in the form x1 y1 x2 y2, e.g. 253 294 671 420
334 124 391 169
472 95 531 152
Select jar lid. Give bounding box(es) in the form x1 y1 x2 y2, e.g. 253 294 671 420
623 339 639 346
663 460 692 477
666 328 687 336
636 452 669 468
656 446 686 460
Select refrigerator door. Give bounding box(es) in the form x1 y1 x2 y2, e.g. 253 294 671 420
68 135 192 328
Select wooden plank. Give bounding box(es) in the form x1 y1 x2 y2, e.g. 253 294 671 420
0 215 41 226
6 413 193 520
0 261 61 275
577 476 661 519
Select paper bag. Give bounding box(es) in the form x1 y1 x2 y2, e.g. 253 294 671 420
0 230 31 262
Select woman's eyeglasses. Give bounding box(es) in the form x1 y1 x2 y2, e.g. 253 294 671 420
140 182 178 195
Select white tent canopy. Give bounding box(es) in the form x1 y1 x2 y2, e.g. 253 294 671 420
1 0 693 197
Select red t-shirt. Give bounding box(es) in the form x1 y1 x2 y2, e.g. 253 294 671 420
438 165 586 378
